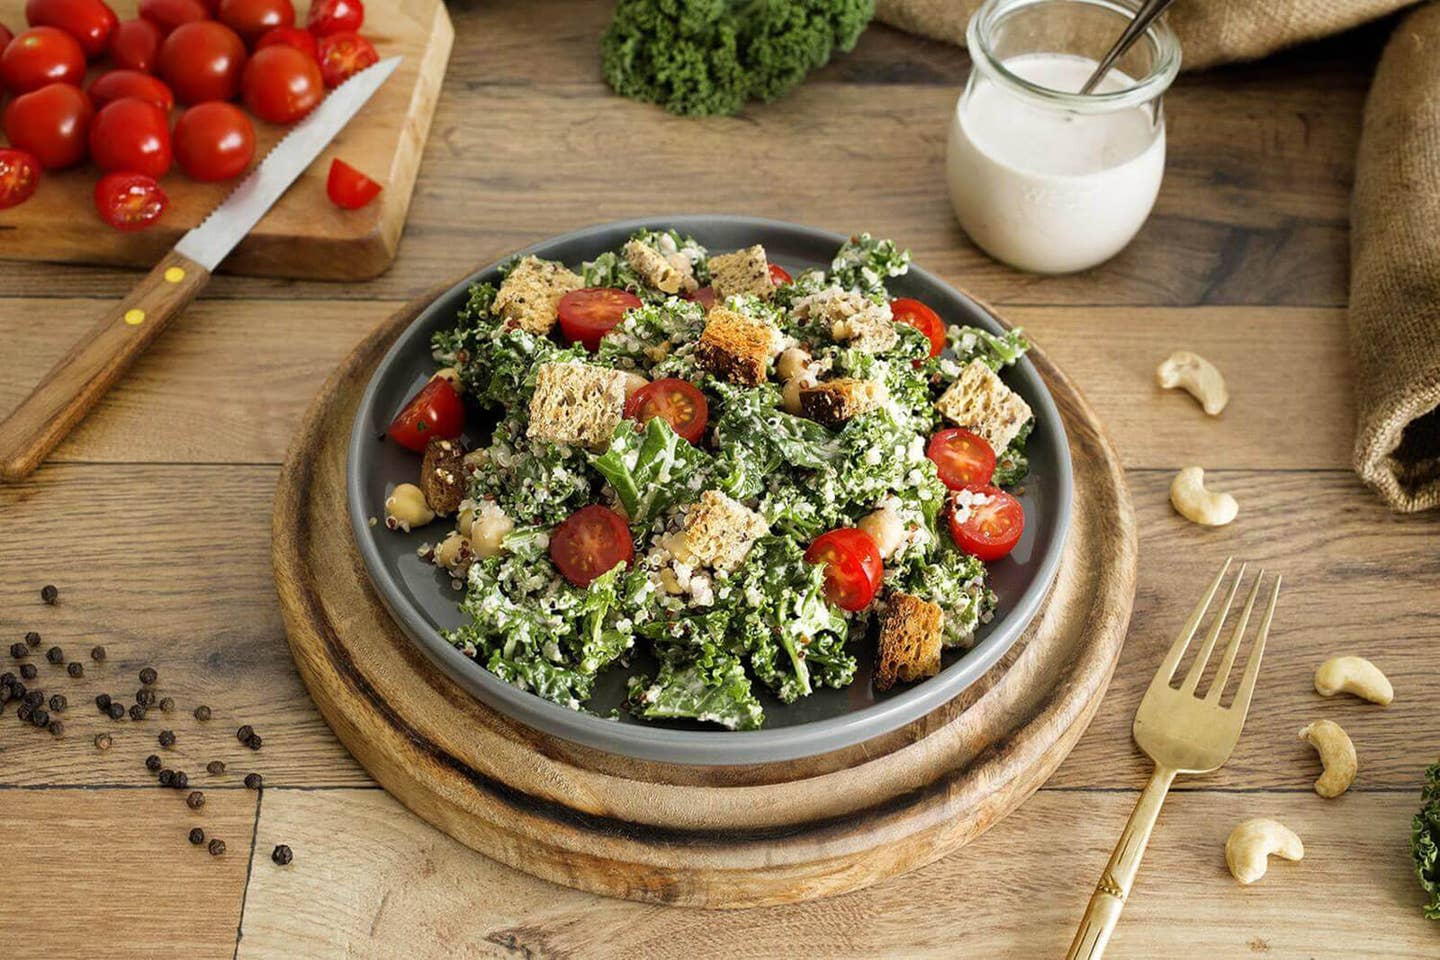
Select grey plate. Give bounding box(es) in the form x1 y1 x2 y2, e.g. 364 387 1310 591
347 216 1073 765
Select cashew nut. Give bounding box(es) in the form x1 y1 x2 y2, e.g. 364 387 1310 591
468 502 514 559
1314 656 1393 705
776 347 812 382
1298 719 1357 798
1225 818 1303 885
858 504 905 559
1170 466 1238 526
384 483 434 532
1157 350 1228 415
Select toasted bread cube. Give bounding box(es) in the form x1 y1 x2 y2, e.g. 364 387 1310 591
799 378 887 426
420 438 466 516
709 245 774 300
679 490 769 572
695 307 778 386
875 593 943 691
794 287 898 353
624 239 697 295
935 360 1033 453
493 255 583 336
526 362 628 450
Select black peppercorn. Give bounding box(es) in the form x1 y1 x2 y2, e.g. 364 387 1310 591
10 643 27 659
129 704 146 721
17 704 32 723
236 724 253 742
96 693 112 711
40 584 58 605
243 773 262 790
48 719 63 737
11 679 26 698
270 844 293 866
0 683 9 704
0 671 13 686
48 694 66 713
194 705 211 721
23 690 43 709
139 667 157 686
189 827 205 845
245 734 263 751
95 733 112 751
159 769 175 786
159 697 174 713
31 708 49 728
207 839 226 857
20 663 37 680
90 645 106 662
67 662 83 678
24 631 41 648
146 754 162 772
136 688 155 707
158 730 175 748
206 760 225 775
107 702 125 720
174 772 189 789
45 646 64 665
186 791 205 809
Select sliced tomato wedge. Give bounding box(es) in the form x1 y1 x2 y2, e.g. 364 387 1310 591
550 505 634 588
557 286 641 351
804 528 883 611
947 484 1024 562
93 171 167 231
890 297 945 360
624 378 708 444
326 157 381 209
386 375 464 452
0 147 41 210
926 427 996 490
768 262 792 285
685 285 717 311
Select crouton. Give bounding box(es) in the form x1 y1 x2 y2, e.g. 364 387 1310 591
695 307 777 386
793 287 898 353
492 255 583 336
799 378 887 426
935 360 1034 453
678 490 769 572
526 362 628 450
709 245 774 300
420 438 466 516
874 593 943 691
624 239 697 294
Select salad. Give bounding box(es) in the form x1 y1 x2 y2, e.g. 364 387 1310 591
378 229 1035 731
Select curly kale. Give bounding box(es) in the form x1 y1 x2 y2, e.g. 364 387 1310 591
601 0 874 117
1415 760 1440 920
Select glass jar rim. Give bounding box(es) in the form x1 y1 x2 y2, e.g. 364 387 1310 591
966 0 1181 114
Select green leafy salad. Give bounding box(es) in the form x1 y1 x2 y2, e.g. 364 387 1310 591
380 229 1036 731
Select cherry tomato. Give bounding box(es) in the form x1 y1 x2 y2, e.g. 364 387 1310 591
306 0 362 37
241 44 321 123
549 505 634 589
0 23 12 50
624 378 709 445
556 286 641 350
0 26 85 94
0 147 41 209
254 23 314 60
88 69 174 111
93 171 167 231
946 484 1024 562
685 286 717 311
3 82 91 169
386 376 464 452
768 263 792 285
323 157 381 210
159 20 247 103
926 427 996 490
108 18 162 72
804 528 883 612
316 30 374 88
138 0 206 36
218 0 293 46
25 0 116 58
89 97 171 177
890 297 946 360
172 100 253 180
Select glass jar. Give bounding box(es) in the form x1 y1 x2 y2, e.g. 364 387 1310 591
946 0 1180 274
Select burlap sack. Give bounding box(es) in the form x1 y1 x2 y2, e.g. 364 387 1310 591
876 0 1440 511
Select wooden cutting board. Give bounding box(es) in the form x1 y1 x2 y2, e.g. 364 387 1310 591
0 0 452 279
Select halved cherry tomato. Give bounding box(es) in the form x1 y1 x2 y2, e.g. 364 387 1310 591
947 484 1024 562
0 148 41 209
768 263 792 285
172 100 254 180
254 24 315 59
305 0 362 37
316 30 375 88
25 0 117 58
685 285 717 311
108 18 162 72
159 20 247 104
89 97 171 177
218 0 293 46
0 26 86 93
890 297 945 360
549 505 634 589
93 171 167 231
325 157 382 209
624 378 709 445
88 69 174 111
926 427 996 490
138 0 206 36
386 376 464 452
241 44 321 123
805 528 883 611
3 82 91 169
0 23 13 50
556 286 641 350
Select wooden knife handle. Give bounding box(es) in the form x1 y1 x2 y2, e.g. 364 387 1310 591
0 250 211 482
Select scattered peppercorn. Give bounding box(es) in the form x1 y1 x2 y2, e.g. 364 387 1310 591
45 646 64 665
244 773 262 790
139 667 157 686
24 631 41 648
20 663 37 680
67 662 83 679
189 827 205 845
96 693 112 711
174 772 189 790
146 754 162 772
90 645 106 662
107 703 125 720
0 671 13 686
159 770 175 787
11 679 26 697
206 760 225 775
47 719 63 737
17 705 32 723
0 684 10 704
136 689 155 707
159 697 174 713
48 694 66 713
95 733 112 751
207 839 226 856
236 724 253 742
23 690 43 709
40 585 58 604
158 730 176 748
194 705 211 722
186 791 205 810
245 734 263 751
10 643 27 659
32 709 49 728
129 704 146 721
271 845 293 866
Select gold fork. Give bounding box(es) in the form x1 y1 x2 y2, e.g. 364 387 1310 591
1066 558 1282 959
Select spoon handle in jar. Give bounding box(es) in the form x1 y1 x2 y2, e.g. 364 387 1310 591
1079 0 1176 95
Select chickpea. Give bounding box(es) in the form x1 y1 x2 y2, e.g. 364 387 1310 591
859 504 905 559
776 347 812 382
456 505 476 539
620 371 649 400
782 377 807 415
433 367 463 392
469 503 514 559
384 484 434 532
434 532 474 574
659 568 684 595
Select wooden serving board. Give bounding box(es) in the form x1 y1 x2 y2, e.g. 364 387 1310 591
0 0 452 280
271 288 1139 908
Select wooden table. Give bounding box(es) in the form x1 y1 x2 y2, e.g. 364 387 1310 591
2 4 1436 956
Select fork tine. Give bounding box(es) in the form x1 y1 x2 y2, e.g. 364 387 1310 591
1204 570 1265 703
1153 557 1233 687
1179 562 1246 695
1229 574 1281 716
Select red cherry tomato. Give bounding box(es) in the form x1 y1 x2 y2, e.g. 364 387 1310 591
0 24 13 50
25 0 116 58
240 44 321 123
0 147 41 209
3 82 91 169
946 484 1024 562
88 69 174 111
385 376 464 452
108 18 162 72
805 528 883 612
159 20 247 104
323 157 381 210
685 286 716 310
926 427 996 490
316 30 374 88
624 378 709 445
93 171 167 231
305 0 362 37
254 24 314 59
218 0 293 46
890 297 946 360
172 100 253 180
0 26 85 94
768 263 792 285
137 0 206 36
549 505 634 589
556 286 641 351
89 97 171 177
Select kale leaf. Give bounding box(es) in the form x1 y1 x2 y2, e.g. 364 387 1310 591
591 417 711 526
1414 760 1440 920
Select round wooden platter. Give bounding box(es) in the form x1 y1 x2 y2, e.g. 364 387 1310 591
272 288 1138 909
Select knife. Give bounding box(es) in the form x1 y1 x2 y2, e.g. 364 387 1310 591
0 56 403 482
